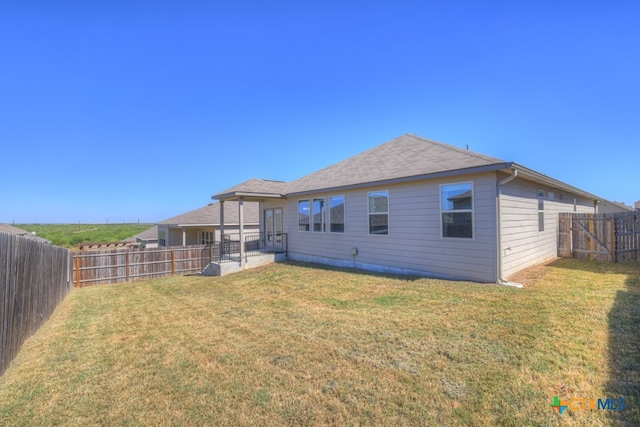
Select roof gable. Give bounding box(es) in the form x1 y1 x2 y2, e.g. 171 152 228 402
213 134 507 199
211 133 600 202
287 134 506 194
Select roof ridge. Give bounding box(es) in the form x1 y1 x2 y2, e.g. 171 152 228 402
405 133 505 163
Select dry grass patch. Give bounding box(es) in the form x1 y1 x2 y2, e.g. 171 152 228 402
0 259 638 425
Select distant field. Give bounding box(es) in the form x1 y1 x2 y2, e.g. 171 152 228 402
17 223 154 249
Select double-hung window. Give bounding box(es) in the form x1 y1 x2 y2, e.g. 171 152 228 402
538 190 545 232
441 183 473 238
329 195 345 232
312 198 326 232
298 200 310 231
368 191 389 235
158 231 166 247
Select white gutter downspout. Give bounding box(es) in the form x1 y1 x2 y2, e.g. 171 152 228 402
496 169 523 288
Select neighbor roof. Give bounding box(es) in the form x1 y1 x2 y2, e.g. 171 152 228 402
127 225 159 242
0 224 51 244
158 201 259 226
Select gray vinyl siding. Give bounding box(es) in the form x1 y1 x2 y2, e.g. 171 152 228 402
500 179 595 278
263 172 498 282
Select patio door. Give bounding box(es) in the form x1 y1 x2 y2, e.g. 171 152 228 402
264 208 283 249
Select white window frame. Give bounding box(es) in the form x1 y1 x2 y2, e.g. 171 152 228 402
158 231 166 247
440 182 474 239
538 189 545 232
368 190 389 236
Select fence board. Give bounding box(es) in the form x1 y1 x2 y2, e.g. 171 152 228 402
615 212 640 262
558 212 640 262
72 245 207 287
0 233 71 376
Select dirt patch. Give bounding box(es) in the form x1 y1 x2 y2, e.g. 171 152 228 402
507 258 558 287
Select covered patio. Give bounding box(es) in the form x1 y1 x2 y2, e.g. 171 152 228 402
205 180 290 275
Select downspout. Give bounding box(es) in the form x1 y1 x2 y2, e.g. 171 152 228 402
496 169 523 288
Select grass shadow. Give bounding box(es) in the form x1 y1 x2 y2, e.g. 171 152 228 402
545 257 620 274
606 268 640 425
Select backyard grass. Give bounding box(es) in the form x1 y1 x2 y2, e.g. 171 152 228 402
17 223 153 249
0 259 638 426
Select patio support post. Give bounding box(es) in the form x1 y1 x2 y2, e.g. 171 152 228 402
182 227 186 247
219 201 225 259
239 197 245 267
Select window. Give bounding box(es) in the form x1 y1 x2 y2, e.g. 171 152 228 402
298 200 310 231
312 198 326 232
198 231 214 245
538 189 545 232
368 191 389 235
158 231 166 247
441 183 473 238
330 195 345 232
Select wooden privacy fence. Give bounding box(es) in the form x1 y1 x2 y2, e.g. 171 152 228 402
558 211 640 262
0 233 72 376
72 245 207 287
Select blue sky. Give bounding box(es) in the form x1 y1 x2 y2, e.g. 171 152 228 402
2 1 638 223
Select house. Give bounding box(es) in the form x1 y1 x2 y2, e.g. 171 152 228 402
597 200 634 214
0 224 51 244
156 201 259 247
121 225 160 249
211 133 602 283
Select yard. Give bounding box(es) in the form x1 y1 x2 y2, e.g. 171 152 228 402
0 259 638 426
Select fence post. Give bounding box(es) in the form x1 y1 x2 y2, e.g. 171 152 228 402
126 251 130 282
74 256 81 288
171 250 175 276
589 213 595 261
611 217 616 263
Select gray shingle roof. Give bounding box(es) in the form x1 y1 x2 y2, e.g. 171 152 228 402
214 178 290 199
158 201 259 226
213 134 508 198
288 134 506 194
0 224 51 244
128 225 159 242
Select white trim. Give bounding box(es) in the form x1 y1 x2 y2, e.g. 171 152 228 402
537 189 545 232
367 190 389 236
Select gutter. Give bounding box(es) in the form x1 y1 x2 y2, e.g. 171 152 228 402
496 169 523 288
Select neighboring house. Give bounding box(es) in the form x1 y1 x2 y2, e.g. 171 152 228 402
597 200 634 214
212 133 605 283
0 224 51 244
156 201 259 247
636 201 640 211
122 225 160 249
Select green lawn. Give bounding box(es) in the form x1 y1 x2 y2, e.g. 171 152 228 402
0 259 638 426
17 223 153 248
